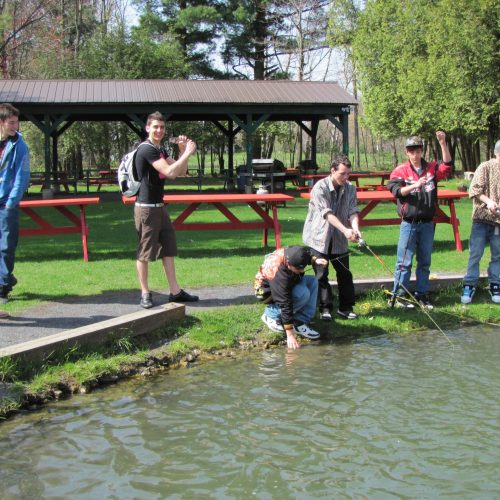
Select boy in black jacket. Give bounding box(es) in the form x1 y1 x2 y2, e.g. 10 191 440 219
255 246 327 349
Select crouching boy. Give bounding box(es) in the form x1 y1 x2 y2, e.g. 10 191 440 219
254 245 327 349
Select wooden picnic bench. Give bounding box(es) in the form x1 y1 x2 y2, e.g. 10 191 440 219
301 189 468 252
86 169 117 192
123 192 294 248
29 172 78 193
19 197 100 261
301 171 391 192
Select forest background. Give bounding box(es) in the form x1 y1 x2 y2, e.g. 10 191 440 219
0 0 498 177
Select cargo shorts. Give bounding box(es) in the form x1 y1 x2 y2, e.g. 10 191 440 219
134 205 177 261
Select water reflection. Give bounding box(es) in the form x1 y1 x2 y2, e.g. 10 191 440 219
1 327 499 498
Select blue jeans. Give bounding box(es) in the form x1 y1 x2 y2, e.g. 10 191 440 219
393 220 435 296
463 222 500 286
265 275 318 324
0 206 20 289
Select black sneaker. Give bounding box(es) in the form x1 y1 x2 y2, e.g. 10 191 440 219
8 275 17 290
319 309 332 321
0 286 9 304
140 292 153 309
169 289 199 302
415 293 434 310
389 296 415 309
337 309 358 320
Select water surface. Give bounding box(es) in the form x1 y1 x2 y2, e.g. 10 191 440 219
1 326 499 499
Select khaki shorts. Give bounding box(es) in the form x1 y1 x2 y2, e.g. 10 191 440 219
134 205 177 261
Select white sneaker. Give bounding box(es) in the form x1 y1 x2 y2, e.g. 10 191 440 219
261 313 284 333
490 284 500 304
460 285 476 305
293 323 320 340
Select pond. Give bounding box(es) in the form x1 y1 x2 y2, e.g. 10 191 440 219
1 326 499 499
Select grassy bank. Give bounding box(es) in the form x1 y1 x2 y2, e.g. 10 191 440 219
4 178 478 315
1 283 498 420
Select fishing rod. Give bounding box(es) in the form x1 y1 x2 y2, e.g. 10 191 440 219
354 235 454 347
389 221 416 309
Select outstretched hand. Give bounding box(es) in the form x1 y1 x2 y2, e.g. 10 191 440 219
436 130 447 144
286 331 300 349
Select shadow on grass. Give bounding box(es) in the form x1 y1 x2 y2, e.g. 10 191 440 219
16 244 276 263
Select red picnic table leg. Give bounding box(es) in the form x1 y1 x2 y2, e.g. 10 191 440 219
259 202 281 248
448 200 463 252
78 204 90 262
247 201 281 248
271 203 281 248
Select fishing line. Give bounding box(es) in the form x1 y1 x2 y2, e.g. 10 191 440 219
390 220 416 308
353 236 455 348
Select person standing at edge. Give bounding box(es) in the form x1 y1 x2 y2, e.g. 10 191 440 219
460 140 500 305
303 155 362 321
0 103 30 306
387 131 452 310
134 111 198 309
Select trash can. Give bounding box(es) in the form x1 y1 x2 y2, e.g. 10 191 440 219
236 165 248 192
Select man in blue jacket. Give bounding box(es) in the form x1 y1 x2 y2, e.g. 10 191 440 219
0 103 30 304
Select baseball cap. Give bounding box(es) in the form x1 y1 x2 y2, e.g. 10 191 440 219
284 246 311 270
405 136 424 148
494 140 500 154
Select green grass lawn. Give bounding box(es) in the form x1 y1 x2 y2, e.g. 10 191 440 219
6 177 481 316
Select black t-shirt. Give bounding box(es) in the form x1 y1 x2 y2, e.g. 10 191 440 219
135 141 169 203
0 136 14 161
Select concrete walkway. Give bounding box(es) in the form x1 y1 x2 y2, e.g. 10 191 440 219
0 285 256 349
0 274 467 350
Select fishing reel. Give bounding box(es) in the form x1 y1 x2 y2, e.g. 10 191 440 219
356 234 367 248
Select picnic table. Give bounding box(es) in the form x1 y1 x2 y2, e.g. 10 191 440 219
86 169 116 192
29 172 78 193
123 193 294 248
20 197 100 261
301 189 468 252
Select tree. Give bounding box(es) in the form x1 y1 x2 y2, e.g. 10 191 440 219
327 0 362 167
132 0 225 78
352 0 499 169
0 0 52 77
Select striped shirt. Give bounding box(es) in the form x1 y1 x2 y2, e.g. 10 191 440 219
302 175 359 255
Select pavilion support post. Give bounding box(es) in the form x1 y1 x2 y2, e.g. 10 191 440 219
341 113 349 156
43 116 52 187
229 113 270 192
52 133 58 188
245 115 253 191
311 119 319 167
327 110 350 157
297 120 320 168
228 119 234 180
213 119 242 191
